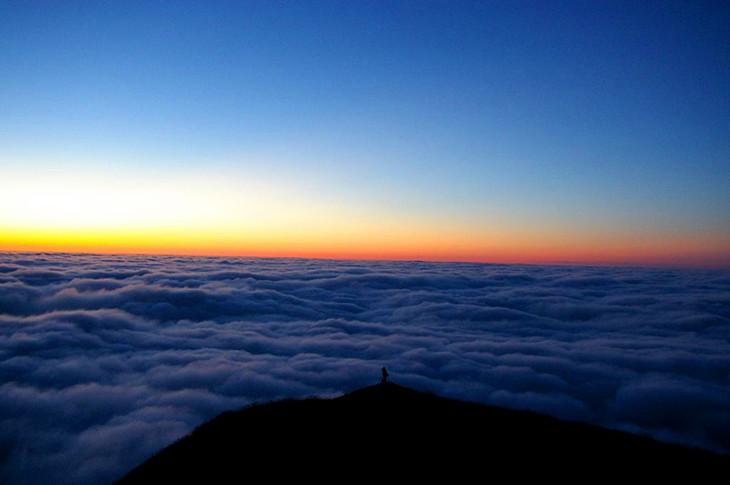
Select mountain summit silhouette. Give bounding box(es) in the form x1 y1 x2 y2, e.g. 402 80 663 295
117 382 726 483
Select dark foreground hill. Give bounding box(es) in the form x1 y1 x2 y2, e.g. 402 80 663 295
117 382 727 483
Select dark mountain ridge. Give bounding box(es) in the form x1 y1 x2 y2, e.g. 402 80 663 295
117 382 727 483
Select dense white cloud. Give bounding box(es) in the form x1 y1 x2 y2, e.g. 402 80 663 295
0 252 728 483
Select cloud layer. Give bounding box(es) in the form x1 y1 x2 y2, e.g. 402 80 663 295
1 253 729 483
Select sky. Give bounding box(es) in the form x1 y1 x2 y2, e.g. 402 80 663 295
0 253 728 483
1 1 729 267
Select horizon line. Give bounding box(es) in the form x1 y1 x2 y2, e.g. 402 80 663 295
1 248 727 272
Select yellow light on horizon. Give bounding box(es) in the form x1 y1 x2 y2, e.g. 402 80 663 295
1 171 728 268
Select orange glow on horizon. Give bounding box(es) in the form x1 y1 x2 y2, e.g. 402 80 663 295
2 225 728 269
3 170 728 269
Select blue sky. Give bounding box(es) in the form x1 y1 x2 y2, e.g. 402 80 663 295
1 1 729 265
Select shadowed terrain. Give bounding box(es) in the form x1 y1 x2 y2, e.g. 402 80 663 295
117 382 727 483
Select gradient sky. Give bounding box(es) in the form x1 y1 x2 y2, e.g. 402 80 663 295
1 1 729 267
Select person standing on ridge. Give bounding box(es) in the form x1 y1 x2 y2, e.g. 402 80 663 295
381 366 389 384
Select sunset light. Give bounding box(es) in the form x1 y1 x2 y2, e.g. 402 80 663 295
2 166 728 267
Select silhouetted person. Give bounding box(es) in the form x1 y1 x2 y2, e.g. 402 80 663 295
381 366 389 384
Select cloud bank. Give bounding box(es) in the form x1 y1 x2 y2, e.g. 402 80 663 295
1 253 729 483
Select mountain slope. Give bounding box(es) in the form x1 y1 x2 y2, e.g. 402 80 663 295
117 382 727 483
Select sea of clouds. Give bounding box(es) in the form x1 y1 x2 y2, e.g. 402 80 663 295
0 252 728 483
